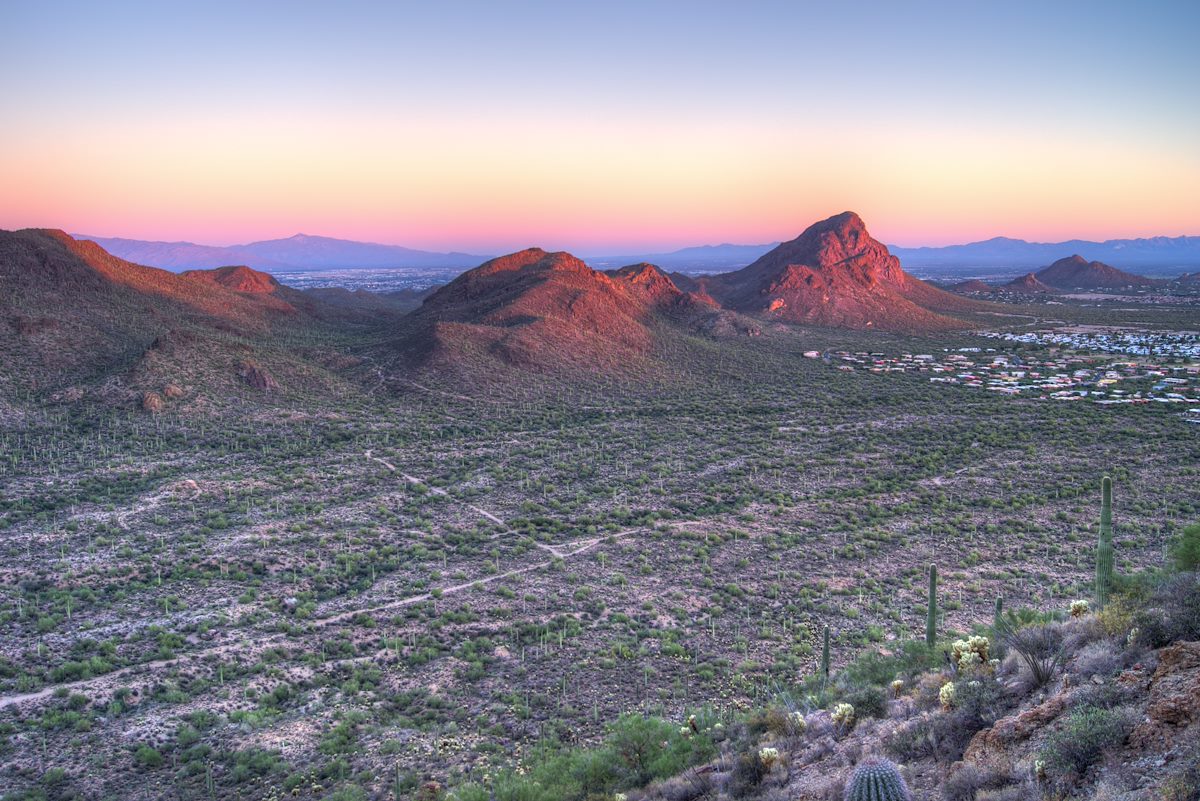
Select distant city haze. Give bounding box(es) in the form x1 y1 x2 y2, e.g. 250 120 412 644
2 2 1198 251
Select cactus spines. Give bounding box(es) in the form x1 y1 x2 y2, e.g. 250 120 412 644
1095 475 1114 609
925 563 938 649
843 756 912 801
821 625 831 680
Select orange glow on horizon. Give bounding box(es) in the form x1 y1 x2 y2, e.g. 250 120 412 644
3 110 1198 252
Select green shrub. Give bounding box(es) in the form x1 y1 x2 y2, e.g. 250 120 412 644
843 686 888 720
1169 523 1200 572
1040 706 1132 776
1134 573 1200 647
41 767 68 786
134 745 163 768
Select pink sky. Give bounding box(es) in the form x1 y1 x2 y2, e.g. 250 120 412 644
2 4 1198 253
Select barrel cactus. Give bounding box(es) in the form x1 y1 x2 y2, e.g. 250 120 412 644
843 756 912 801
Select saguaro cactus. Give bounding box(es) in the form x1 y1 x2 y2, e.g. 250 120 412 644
992 596 1005 658
821 625 831 680
1095 475 1114 609
926 563 938 649
843 756 912 801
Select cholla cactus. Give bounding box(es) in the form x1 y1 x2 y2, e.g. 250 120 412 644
939 681 957 710
758 746 781 770
950 635 991 673
843 757 912 801
890 679 904 698
1070 599 1089 618
788 710 807 733
832 702 856 730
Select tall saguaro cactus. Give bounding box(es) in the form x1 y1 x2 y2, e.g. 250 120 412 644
1095 475 1115 608
926 564 938 649
821 625 831 681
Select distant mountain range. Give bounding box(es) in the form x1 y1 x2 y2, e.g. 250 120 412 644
888 236 1200 276
76 232 1200 277
75 233 488 271
585 243 779 272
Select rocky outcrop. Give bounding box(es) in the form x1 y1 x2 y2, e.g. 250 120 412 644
238 360 280 391
1130 640 1200 749
963 689 1069 764
141 391 166 413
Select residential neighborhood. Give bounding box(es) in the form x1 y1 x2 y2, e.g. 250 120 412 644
824 330 1200 412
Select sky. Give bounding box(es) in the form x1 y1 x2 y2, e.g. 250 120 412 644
2 0 1198 254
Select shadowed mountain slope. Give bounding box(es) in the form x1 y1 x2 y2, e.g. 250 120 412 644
0 230 387 405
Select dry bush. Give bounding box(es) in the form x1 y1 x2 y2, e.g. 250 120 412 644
976 783 1036 801
1069 639 1129 680
941 764 1013 801
647 768 712 801
885 717 936 762
1062 615 1108 654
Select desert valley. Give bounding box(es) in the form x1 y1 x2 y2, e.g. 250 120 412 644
1 211 1198 801
3 2 1200 799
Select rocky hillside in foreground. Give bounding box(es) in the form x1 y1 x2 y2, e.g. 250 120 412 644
624 627 1200 801
1035 255 1160 290
700 212 985 331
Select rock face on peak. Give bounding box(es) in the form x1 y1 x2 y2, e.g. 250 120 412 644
182 265 281 294
606 263 686 308
395 248 663 376
702 212 980 331
1035 255 1158 289
1003 272 1058 293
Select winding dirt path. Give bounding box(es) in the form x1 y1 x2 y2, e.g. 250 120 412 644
365 450 507 527
0 454 642 713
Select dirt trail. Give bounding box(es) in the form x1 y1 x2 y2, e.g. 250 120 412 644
365 450 507 527
0 469 641 713
0 453 641 710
